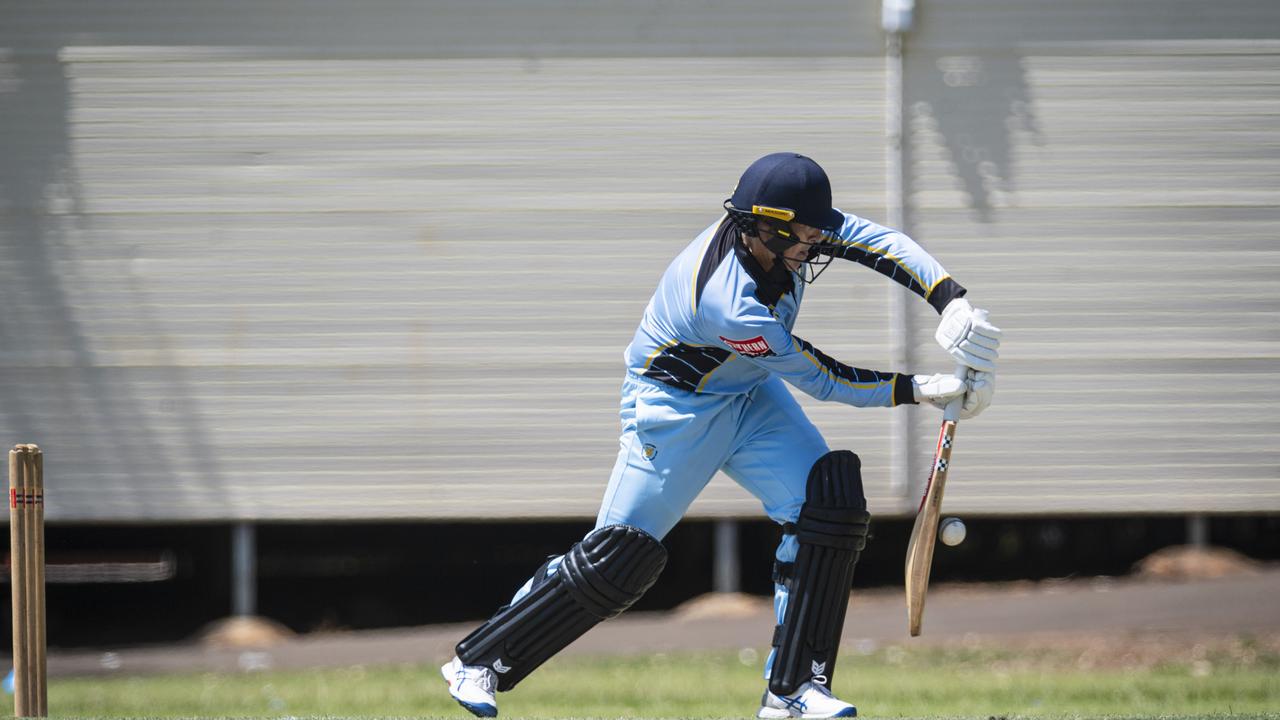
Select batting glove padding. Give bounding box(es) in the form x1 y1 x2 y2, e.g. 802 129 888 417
960 369 994 420
912 373 968 411
934 297 1001 372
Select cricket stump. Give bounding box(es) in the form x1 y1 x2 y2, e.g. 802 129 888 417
10 444 46 717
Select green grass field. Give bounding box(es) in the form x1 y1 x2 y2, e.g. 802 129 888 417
45 643 1280 719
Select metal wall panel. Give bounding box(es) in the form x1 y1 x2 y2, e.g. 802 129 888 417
1 1 1276 520
0 1 882 57
0 51 889 521
899 2 1280 514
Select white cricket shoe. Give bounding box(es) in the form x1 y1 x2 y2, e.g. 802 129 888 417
441 656 498 717
757 680 857 719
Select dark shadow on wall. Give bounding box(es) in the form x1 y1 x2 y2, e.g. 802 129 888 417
0 45 228 517
905 50 1045 222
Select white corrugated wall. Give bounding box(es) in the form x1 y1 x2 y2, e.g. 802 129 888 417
0 1 1276 520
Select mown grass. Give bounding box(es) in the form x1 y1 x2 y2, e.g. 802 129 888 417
43 643 1280 719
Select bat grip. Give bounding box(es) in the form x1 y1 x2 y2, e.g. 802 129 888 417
943 364 966 422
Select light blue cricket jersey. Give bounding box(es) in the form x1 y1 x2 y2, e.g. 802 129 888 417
624 211 966 407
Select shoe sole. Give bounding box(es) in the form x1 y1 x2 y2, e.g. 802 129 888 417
757 706 856 719
454 697 498 718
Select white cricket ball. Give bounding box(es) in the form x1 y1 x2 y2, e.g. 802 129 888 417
939 517 967 546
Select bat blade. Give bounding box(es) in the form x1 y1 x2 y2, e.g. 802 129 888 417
905 415 959 636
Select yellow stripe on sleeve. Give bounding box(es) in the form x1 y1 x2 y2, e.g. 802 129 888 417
924 274 952 299
837 238 928 291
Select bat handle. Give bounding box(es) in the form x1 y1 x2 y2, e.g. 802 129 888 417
943 364 966 422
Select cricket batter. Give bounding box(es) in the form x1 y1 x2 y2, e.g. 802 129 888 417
442 152 1000 718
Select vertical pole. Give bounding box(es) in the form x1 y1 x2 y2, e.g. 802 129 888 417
1187 514 1209 548
713 519 740 593
232 522 257 617
884 31 907 235
885 28 917 503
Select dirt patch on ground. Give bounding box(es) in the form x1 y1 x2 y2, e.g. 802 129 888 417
1132 545 1262 580
672 592 771 620
198 616 296 649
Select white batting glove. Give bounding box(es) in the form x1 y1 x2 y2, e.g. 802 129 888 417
935 297 1002 372
912 373 967 411
960 369 994 420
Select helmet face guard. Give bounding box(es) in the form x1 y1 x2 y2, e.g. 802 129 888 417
724 200 838 284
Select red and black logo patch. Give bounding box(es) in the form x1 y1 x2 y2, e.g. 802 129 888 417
719 335 774 358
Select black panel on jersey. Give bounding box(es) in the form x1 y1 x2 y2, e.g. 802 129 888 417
793 336 896 386
826 242 927 298
643 343 733 392
893 374 916 406
696 221 795 310
735 241 796 308
825 242 967 313
694 221 738 310
927 277 967 314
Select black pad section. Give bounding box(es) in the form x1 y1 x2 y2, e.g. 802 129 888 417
456 524 666 691
770 450 871 696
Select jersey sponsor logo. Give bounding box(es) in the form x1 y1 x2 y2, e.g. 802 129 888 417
719 335 774 358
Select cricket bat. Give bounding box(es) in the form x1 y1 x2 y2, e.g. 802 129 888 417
904 365 966 637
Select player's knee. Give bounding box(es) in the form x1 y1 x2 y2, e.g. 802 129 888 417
562 524 667 619
805 450 865 510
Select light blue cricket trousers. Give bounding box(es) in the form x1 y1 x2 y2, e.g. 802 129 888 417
596 373 828 540
509 373 833 680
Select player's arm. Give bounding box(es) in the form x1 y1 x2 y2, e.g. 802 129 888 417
826 212 1002 374
825 212 963 313
705 302 948 408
